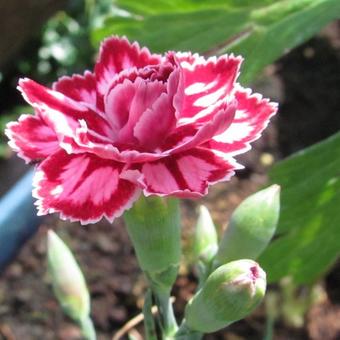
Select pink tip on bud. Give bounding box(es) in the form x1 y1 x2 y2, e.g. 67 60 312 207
250 265 260 280
185 259 267 333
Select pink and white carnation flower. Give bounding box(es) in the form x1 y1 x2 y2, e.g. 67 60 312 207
6 36 277 224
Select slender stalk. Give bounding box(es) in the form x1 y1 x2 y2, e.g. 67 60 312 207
153 289 178 338
143 290 158 340
175 321 202 340
196 259 214 289
263 315 274 340
79 316 96 340
124 196 181 339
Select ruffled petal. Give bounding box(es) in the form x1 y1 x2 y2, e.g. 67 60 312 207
53 71 97 107
206 87 278 156
18 78 114 147
5 114 59 163
70 101 235 163
95 36 161 101
164 102 236 154
134 92 176 150
139 148 239 198
105 77 166 145
70 130 164 163
105 62 175 97
173 53 242 123
33 149 141 224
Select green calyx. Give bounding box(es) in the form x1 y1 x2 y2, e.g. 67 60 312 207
216 185 280 266
192 205 218 264
184 259 266 333
124 196 181 290
145 263 179 294
47 230 90 322
47 231 96 339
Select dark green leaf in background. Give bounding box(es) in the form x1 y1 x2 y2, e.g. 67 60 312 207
92 0 340 83
259 132 340 284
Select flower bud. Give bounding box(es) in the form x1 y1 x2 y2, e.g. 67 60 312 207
185 259 266 333
47 230 90 322
216 185 280 265
124 196 181 293
192 205 218 264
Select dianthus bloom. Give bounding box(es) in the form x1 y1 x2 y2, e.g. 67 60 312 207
6 37 277 224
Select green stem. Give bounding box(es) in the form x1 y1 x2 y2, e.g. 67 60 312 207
153 289 178 338
263 315 274 340
174 321 202 340
79 315 96 340
196 259 214 290
143 289 158 340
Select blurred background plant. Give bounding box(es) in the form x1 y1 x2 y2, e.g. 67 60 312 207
0 0 113 157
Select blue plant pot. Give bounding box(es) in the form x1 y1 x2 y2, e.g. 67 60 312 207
0 169 41 272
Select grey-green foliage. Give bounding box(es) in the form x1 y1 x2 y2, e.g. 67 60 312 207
91 0 340 84
259 132 340 284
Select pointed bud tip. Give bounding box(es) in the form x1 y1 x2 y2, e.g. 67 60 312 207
47 229 56 238
267 184 281 196
244 262 266 296
197 205 215 228
230 260 266 296
199 205 209 215
193 205 218 263
47 229 58 246
261 184 280 204
250 264 260 280
249 262 266 281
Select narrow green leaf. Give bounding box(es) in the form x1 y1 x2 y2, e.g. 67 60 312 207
259 132 340 283
228 0 340 83
91 0 340 84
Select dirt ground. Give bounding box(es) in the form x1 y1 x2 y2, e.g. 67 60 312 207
0 21 339 340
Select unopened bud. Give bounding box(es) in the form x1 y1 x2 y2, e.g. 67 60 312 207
192 205 218 264
216 185 280 265
47 230 90 321
185 260 266 333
